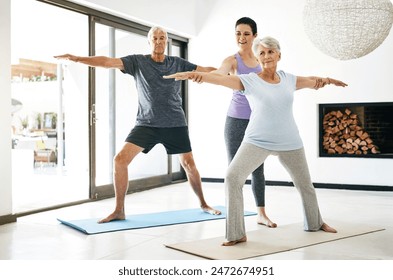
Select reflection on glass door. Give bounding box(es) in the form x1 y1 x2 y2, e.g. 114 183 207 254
10 0 89 213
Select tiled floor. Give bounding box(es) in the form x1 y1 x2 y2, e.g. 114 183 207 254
1 182 392 261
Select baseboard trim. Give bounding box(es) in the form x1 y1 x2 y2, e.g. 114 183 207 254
201 178 393 192
0 214 17 225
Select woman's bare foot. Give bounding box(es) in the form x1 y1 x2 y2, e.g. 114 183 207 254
257 218 277 228
256 207 277 228
98 211 126 223
222 236 247 246
257 216 277 228
321 223 337 233
202 205 222 215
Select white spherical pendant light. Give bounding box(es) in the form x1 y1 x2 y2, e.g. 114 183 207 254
303 0 393 60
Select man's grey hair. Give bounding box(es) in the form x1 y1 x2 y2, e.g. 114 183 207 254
147 26 168 40
252 36 281 57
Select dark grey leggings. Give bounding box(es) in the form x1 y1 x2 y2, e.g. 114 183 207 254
224 116 265 207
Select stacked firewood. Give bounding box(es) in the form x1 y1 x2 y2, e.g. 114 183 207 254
322 108 380 155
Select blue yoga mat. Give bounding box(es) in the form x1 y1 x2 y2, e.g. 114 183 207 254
58 206 256 235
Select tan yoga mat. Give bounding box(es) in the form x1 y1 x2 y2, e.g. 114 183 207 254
165 221 385 260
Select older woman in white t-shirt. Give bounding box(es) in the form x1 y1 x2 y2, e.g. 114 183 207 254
164 36 347 246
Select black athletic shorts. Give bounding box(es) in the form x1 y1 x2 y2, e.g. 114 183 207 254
125 126 192 154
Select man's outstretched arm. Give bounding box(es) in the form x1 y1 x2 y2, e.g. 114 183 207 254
54 54 124 70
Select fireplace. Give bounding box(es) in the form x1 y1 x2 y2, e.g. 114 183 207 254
319 102 393 158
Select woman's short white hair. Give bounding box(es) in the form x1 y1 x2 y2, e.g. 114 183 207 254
252 36 281 57
147 26 168 40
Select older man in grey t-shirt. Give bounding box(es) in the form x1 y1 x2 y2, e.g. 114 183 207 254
55 26 220 223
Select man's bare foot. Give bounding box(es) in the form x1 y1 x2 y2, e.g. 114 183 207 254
222 236 247 246
257 216 277 228
98 212 126 223
321 223 337 233
202 205 221 215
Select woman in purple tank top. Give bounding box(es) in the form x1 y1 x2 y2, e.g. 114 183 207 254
214 17 276 228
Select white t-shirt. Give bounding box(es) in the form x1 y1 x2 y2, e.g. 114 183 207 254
239 70 303 151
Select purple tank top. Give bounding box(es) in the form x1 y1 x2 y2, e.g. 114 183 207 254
227 53 262 119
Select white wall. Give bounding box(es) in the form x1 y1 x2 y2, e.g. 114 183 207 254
0 0 13 217
74 0 201 37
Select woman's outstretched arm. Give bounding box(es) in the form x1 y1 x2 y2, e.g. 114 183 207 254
164 71 244 91
296 76 348 90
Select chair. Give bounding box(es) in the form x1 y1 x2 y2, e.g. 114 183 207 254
34 139 56 167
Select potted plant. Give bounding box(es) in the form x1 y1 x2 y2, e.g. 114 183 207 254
36 113 42 129
20 116 29 135
51 113 57 129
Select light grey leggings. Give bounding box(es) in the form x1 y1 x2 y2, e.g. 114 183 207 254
224 116 266 206
225 142 324 241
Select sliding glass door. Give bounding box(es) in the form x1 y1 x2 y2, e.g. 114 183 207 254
10 0 190 214
90 19 189 199
11 0 90 213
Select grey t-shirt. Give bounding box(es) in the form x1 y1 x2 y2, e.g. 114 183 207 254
120 54 197 127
